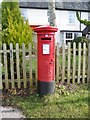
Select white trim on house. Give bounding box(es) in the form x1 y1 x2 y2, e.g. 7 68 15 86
60 31 82 47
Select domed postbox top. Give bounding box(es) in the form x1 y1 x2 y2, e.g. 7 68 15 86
34 25 58 33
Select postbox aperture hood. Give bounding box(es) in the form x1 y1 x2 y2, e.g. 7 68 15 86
34 25 58 33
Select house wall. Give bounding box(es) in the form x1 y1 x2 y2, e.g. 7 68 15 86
56 10 80 46
56 10 80 30
20 8 90 46
81 12 88 31
27 9 49 25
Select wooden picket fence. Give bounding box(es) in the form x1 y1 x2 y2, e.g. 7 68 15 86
0 42 90 90
56 42 90 84
0 43 37 90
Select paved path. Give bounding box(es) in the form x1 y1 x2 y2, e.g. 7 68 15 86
0 106 25 119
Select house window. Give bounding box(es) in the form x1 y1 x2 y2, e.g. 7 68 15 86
65 32 74 45
66 40 72 45
66 33 72 39
61 32 75 46
68 11 75 24
20 8 27 21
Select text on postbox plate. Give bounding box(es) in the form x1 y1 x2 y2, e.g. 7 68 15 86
43 44 50 54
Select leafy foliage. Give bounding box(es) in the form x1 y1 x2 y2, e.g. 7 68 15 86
1 0 33 79
2 0 32 49
71 36 90 48
76 12 90 26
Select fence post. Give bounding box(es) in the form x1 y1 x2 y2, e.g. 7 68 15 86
16 43 20 88
87 43 90 83
35 42 37 87
29 43 33 87
3 43 8 89
72 42 76 83
22 43 27 88
78 43 81 84
67 42 71 83
82 43 86 83
62 43 65 82
56 43 60 82
10 43 14 89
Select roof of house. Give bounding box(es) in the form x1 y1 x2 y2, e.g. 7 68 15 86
19 0 90 12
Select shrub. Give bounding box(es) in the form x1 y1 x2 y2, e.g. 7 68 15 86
1 0 33 79
2 0 33 49
71 36 90 48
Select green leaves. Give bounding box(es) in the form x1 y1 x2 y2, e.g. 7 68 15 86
71 36 89 48
76 12 90 26
2 0 33 49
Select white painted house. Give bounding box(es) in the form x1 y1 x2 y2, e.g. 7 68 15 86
19 0 90 47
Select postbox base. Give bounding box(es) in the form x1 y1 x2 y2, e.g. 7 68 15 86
37 80 55 96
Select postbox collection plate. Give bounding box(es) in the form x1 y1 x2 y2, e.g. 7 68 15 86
43 44 50 54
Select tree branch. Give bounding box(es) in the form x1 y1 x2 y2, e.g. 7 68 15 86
76 12 90 26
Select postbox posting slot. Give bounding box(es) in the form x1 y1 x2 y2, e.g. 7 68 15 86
41 38 51 40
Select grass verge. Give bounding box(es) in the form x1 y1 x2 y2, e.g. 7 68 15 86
2 84 89 118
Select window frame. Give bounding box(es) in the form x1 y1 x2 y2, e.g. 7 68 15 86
65 32 74 40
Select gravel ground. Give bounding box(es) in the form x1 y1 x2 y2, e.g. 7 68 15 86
0 106 25 119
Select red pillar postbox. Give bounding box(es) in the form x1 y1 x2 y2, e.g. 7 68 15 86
34 25 58 95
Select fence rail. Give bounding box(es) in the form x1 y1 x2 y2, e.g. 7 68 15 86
0 42 90 90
